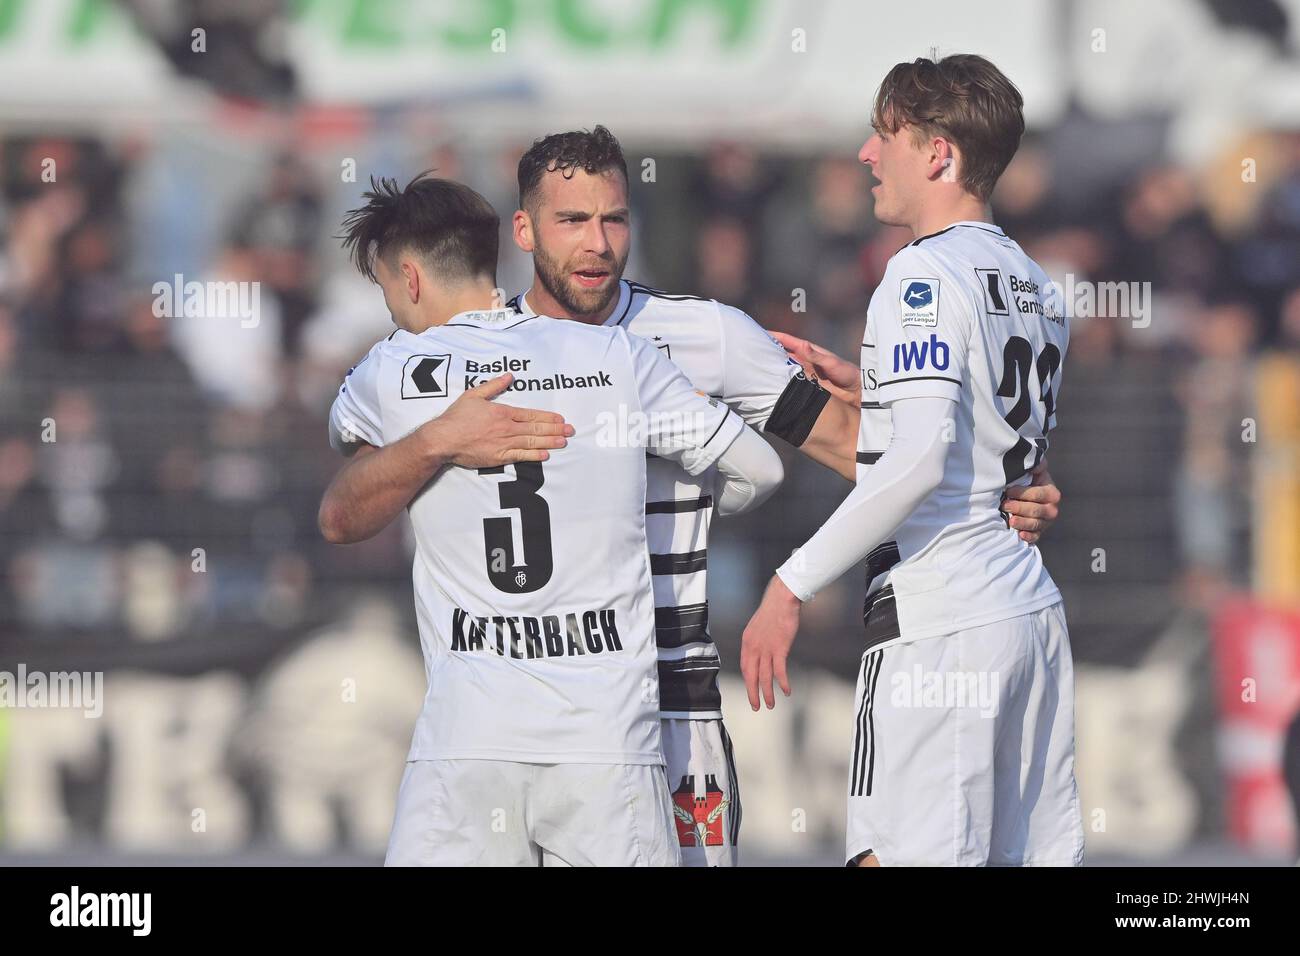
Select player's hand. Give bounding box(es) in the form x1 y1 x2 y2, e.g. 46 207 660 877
740 575 800 710
769 331 860 406
424 373 574 468
1000 460 1061 544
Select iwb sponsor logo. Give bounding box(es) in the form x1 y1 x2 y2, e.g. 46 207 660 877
899 277 940 327
892 334 950 373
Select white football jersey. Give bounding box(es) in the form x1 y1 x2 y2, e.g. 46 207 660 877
856 222 1069 645
510 282 819 719
328 307 745 764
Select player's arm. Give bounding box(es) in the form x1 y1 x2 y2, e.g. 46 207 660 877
628 330 784 512
319 372 573 545
741 395 953 709
711 426 785 516
1002 459 1061 543
770 330 864 481
710 304 855 482
795 391 859 481
772 328 1062 543
743 247 976 710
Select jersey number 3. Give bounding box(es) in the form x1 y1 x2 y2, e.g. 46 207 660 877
996 336 1060 484
478 462 554 593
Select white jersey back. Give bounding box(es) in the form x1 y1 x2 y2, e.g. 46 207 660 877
329 308 745 763
511 282 809 718
857 222 1069 643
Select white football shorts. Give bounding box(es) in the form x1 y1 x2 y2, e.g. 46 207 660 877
660 717 741 867
385 759 681 867
846 601 1085 866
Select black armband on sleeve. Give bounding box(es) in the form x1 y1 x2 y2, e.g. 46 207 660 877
764 374 832 447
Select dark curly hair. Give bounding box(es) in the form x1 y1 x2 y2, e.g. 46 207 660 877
517 125 628 211
339 172 499 284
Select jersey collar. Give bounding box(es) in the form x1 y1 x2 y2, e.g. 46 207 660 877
516 280 631 327
443 307 525 329
908 220 1006 248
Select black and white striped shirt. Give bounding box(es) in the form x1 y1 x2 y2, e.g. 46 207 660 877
512 280 827 718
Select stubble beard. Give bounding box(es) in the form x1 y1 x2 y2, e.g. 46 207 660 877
533 241 627 321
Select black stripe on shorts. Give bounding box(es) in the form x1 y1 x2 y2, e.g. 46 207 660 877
850 649 885 797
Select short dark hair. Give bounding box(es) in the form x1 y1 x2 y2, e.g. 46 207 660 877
340 172 499 284
872 54 1024 202
517 125 628 211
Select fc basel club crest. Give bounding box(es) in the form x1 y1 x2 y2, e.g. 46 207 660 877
671 774 729 847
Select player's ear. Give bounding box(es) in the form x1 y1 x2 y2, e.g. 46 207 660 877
513 208 535 253
930 137 958 184
401 260 421 304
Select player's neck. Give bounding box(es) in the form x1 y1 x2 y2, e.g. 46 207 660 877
524 275 618 326
406 281 502 334
909 195 993 242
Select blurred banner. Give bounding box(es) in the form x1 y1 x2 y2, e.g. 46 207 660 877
1213 600 1300 854
0 0 1063 139
2 1 1295 154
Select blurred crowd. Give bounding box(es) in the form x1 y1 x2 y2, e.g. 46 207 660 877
1 119 1298 668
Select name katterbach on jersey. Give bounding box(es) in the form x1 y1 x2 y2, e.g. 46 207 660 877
451 606 625 659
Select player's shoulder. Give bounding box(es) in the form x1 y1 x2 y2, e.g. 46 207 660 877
621 279 726 325
624 279 714 308
881 224 1026 310
344 329 400 376
621 279 767 343
890 222 1017 268
368 325 431 358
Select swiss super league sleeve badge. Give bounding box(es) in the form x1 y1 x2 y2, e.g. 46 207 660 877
899 278 940 328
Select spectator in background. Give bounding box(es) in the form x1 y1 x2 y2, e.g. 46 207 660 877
692 215 754 312
230 152 321 357
1234 133 1300 337
693 141 777 225
992 137 1055 242
1175 299 1260 603
1110 165 1232 303
760 156 877 353
686 142 779 310
50 218 126 353
169 242 283 412
1280 285 1300 351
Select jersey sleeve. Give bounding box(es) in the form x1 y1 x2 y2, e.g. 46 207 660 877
715 302 830 446
328 342 385 455
872 247 974 406
627 330 746 476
